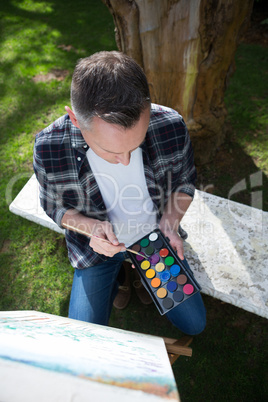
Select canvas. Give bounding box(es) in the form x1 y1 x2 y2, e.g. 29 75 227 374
0 311 180 401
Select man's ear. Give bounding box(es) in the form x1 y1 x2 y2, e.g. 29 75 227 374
65 106 80 128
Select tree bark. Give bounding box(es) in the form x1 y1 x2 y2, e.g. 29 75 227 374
103 0 253 164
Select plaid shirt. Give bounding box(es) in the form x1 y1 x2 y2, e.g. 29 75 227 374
33 103 196 269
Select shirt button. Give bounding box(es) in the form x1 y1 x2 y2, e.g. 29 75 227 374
77 157 81 161
72 143 76 147
83 144 88 148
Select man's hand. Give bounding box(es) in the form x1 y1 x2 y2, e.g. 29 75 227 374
89 220 126 257
159 226 184 260
158 192 193 260
61 210 126 258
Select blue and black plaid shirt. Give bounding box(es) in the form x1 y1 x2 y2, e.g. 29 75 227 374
33 104 196 269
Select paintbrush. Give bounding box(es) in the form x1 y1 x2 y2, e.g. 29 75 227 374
62 223 147 259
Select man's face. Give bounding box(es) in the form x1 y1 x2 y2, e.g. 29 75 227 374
81 107 151 165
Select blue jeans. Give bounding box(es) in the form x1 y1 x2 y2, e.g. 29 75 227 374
68 252 206 335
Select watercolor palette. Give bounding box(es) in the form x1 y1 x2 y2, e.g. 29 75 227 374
127 230 201 315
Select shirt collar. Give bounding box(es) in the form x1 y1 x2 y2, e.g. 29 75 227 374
66 114 89 150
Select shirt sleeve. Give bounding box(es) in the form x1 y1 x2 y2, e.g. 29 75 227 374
33 140 70 228
175 120 196 198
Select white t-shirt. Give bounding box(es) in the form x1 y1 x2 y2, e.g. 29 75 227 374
87 147 158 246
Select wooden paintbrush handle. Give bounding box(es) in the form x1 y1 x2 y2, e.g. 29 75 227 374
62 223 146 259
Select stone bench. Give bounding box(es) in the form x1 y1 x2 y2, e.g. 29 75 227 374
9 174 268 319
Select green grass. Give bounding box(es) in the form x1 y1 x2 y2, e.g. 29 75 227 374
225 44 268 174
0 0 116 315
0 1 267 401
197 43 268 211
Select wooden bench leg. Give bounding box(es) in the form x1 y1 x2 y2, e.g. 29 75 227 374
163 336 193 365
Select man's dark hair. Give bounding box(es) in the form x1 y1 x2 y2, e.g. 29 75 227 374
71 51 151 129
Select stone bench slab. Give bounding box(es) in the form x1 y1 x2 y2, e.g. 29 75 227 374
182 191 267 319
9 174 268 319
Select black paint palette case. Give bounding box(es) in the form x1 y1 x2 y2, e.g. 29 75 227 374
127 229 201 315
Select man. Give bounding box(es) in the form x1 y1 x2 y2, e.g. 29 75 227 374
33 51 206 335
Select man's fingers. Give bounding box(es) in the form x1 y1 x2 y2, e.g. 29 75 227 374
173 241 184 260
101 221 119 245
165 231 185 260
106 232 119 246
89 236 125 257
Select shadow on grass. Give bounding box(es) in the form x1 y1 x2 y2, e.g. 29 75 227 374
110 282 268 402
60 290 71 318
196 131 268 212
2 0 114 52
0 0 116 145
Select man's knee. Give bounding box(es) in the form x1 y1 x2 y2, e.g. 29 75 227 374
166 294 207 335
184 313 206 335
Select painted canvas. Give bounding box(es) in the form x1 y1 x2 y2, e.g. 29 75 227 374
0 311 180 401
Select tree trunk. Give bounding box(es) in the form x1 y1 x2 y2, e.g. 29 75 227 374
102 0 253 164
